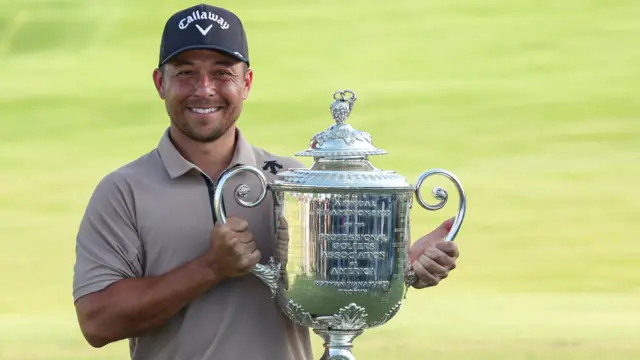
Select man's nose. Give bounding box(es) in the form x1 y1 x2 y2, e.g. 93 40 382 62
193 74 215 97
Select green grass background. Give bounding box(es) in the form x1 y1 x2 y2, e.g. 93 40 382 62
1 0 639 359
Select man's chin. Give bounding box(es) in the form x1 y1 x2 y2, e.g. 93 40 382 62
171 112 236 143
186 123 235 143
188 129 225 143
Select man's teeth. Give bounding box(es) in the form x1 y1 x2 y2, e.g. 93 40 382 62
189 107 220 114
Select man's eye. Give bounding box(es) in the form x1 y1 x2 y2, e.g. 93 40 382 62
177 70 193 76
214 70 232 77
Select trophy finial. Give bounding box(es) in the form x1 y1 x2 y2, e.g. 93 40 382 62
297 89 386 158
330 90 357 125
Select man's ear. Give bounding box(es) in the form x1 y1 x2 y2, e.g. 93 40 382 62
242 67 253 100
152 68 166 99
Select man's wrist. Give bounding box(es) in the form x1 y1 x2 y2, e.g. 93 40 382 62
191 254 220 288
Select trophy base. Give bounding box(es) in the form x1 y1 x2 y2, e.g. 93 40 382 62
314 329 363 360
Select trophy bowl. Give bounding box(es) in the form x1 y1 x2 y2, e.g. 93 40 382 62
213 90 467 360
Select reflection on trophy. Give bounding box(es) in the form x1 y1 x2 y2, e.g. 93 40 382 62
213 90 467 360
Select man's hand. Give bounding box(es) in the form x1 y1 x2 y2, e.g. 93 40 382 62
73 216 260 348
202 216 261 281
409 217 460 289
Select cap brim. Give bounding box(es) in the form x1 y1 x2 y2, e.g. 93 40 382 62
159 45 249 67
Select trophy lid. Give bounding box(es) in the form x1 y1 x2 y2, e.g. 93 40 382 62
270 90 414 192
295 90 387 159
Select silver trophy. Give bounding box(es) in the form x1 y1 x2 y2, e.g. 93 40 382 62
214 90 467 360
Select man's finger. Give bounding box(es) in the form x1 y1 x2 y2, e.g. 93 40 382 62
427 246 457 270
239 249 261 271
226 217 249 232
411 259 439 289
250 248 262 264
235 238 257 254
435 241 459 259
419 253 451 279
236 231 254 244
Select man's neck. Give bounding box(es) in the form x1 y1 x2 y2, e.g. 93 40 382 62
169 125 237 180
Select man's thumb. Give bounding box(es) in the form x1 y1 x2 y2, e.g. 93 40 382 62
429 217 454 240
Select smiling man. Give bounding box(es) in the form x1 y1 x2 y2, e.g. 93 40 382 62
72 3 461 360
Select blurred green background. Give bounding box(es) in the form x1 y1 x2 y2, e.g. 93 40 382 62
1 0 638 359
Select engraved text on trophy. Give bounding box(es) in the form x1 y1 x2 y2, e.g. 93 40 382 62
309 194 405 295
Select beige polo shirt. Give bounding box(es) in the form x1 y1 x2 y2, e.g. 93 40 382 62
73 127 313 360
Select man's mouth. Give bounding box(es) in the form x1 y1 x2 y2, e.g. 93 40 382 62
187 107 222 114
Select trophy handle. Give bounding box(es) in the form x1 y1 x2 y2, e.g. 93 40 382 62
414 168 466 242
405 168 467 290
213 165 282 298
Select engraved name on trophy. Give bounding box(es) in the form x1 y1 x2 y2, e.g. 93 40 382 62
213 90 467 360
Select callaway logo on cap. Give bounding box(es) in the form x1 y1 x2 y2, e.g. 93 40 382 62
158 4 249 67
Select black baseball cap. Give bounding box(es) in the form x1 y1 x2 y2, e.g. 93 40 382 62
158 4 249 68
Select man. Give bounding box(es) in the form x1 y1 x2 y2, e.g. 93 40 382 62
72 3 460 360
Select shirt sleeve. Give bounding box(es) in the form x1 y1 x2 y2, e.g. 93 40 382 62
72 171 144 302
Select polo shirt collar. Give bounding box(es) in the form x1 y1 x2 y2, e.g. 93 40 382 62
228 128 257 168
157 127 257 179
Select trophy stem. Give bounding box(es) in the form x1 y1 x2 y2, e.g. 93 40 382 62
315 329 363 360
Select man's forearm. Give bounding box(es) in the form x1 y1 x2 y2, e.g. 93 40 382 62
77 254 218 347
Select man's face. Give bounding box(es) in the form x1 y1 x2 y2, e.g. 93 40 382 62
153 49 253 143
